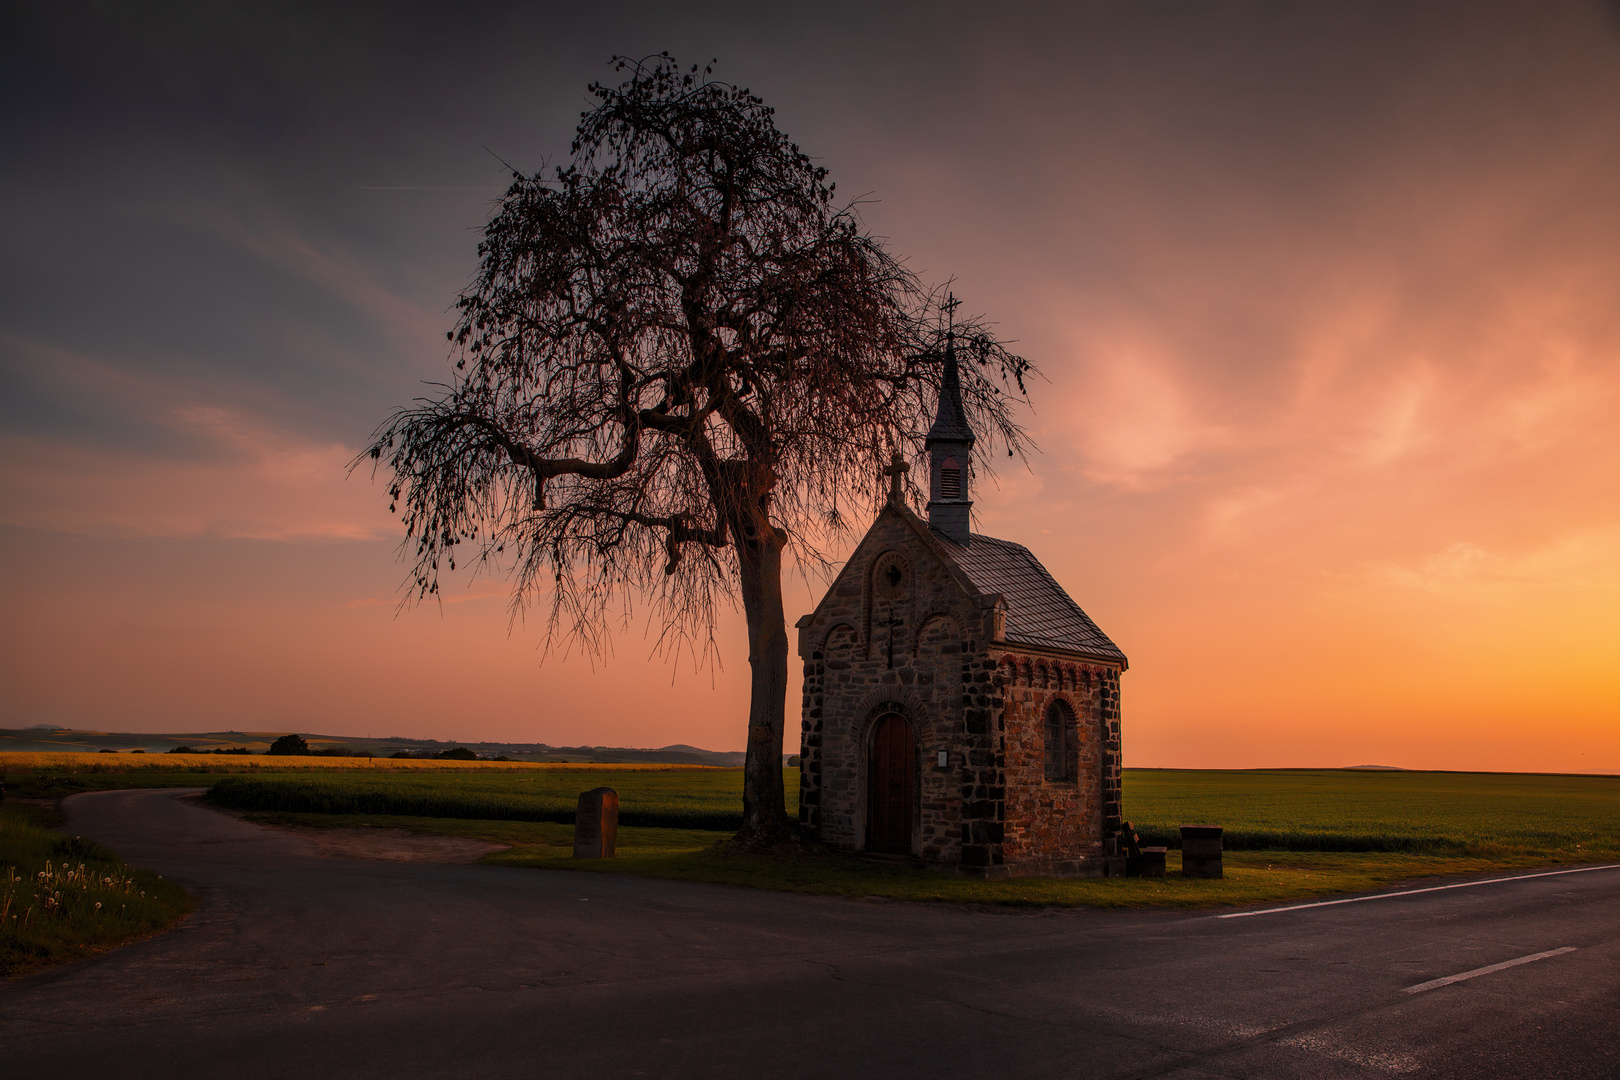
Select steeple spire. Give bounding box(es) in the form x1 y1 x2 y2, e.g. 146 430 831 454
925 332 975 545
926 334 975 444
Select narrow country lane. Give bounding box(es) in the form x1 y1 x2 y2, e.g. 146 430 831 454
3 789 1616 1079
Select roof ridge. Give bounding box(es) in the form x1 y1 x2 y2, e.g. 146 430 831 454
935 529 1128 666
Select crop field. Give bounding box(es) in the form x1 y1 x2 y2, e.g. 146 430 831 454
1 803 192 977
5 752 1615 857
1125 769 1620 855
0 753 717 801
0 751 692 774
210 767 798 830
4 753 1616 913
209 765 1619 855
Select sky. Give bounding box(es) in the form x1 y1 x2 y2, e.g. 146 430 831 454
2 1 1617 771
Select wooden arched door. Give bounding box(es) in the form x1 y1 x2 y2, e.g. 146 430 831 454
867 712 915 855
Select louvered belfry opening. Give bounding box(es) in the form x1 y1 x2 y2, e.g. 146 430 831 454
926 334 975 545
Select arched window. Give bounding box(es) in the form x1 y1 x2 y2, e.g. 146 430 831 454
940 457 961 499
1044 700 1074 782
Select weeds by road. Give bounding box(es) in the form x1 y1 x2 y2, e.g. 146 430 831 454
0 803 192 978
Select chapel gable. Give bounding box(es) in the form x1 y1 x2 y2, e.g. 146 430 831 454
796 336 1129 878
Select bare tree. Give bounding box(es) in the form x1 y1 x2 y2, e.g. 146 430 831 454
365 54 1033 843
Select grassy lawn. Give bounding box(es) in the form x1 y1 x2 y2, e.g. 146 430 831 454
229 765 1618 908
242 807 1604 909
496 845 1595 909
1 803 193 978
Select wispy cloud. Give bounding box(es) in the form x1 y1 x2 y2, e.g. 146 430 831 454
1362 530 1620 595
0 403 391 542
206 194 448 359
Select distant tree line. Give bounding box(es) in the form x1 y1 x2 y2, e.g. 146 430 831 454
165 746 257 755
387 747 507 761
159 735 376 758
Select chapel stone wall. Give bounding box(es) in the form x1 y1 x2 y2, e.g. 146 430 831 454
993 653 1124 872
797 511 1006 868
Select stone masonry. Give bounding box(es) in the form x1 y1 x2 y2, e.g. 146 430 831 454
796 502 1127 876
796 335 1127 877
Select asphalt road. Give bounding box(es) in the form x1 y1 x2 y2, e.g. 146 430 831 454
4 789 1616 1079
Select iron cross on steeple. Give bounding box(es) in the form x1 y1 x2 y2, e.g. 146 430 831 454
942 291 962 332
883 452 909 504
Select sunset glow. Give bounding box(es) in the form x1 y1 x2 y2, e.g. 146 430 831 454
2 4 1615 771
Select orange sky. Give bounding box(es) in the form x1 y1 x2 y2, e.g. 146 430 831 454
2 3 1616 770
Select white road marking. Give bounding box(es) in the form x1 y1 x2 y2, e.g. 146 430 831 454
1403 947 1576 994
1216 863 1620 919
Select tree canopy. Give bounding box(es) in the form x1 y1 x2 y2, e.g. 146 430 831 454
366 55 1034 838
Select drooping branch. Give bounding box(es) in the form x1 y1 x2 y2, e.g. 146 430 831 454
358 53 1039 839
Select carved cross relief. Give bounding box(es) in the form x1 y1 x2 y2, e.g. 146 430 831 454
870 551 908 668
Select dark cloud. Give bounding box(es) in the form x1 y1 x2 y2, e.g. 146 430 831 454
3 1 1616 762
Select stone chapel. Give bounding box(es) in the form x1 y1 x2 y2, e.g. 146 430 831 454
795 340 1129 878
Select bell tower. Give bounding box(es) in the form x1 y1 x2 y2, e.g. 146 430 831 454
926 333 975 546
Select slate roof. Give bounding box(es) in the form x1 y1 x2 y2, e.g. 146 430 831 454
925 339 976 445
935 530 1127 665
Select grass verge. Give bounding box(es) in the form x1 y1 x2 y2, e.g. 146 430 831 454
1 803 193 978
242 809 1612 909
510 848 1600 909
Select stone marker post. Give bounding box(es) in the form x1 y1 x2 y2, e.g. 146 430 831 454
1179 824 1223 878
574 787 619 859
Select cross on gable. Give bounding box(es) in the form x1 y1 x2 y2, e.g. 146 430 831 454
875 610 904 668
883 452 910 502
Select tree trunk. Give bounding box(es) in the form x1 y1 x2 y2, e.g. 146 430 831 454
734 507 793 842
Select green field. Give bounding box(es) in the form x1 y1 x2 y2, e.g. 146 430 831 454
208 767 794 830
1 803 192 978
209 766 1620 857
6 758 1615 858
1125 769 1620 855
247 765 1614 907
4 755 1617 915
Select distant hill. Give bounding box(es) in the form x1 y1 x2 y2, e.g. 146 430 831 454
0 728 754 767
